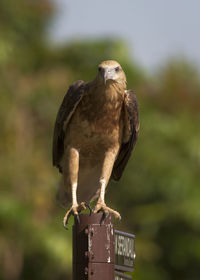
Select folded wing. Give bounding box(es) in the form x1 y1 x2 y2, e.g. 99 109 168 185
112 90 140 181
52 80 85 172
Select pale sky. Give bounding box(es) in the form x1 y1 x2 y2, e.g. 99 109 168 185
50 0 200 70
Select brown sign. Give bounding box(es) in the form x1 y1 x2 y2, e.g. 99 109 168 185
115 230 136 272
115 271 132 280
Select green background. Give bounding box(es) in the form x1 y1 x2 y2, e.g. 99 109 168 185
0 1 200 279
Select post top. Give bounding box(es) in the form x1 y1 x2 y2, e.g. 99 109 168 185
74 213 113 226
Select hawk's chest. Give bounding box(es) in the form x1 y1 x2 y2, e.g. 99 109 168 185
65 88 125 154
77 90 123 134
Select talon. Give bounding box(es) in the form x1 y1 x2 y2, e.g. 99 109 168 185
104 212 109 219
75 213 80 224
94 202 121 220
101 211 109 224
63 209 72 229
63 222 69 230
115 214 122 223
84 202 93 215
63 204 79 228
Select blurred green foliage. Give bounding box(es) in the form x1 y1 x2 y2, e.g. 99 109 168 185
0 1 200 280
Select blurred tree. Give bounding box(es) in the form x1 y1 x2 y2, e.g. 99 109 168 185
0 0 53 69
153 59 200 113
0 0 200 280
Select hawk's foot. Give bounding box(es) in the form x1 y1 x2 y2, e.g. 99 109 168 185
93 202 121 220
84 202 93 215
63 203 86 228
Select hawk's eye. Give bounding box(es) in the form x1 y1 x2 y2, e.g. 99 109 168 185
98 66 102 72
115 66 120 72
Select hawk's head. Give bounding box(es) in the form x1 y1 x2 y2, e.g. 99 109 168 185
97 60 126 86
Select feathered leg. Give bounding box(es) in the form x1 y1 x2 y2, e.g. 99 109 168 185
94 148 121 219
63 148 86 227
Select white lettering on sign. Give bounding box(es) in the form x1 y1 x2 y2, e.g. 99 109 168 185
115 234 135 259
115 276 125 280
115 274 132 280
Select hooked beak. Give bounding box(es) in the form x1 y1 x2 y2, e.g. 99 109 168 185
102 69 115 85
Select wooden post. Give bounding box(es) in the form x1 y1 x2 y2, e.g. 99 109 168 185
73 213 115 280
72 213 135 280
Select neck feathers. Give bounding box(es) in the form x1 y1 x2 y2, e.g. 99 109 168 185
89 78 126 101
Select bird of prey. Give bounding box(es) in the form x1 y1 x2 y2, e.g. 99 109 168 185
52 60 139 227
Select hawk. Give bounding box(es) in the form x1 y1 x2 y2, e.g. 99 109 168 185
52 60 139 227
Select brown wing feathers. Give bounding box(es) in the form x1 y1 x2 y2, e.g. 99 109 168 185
52 80 85 171
112 90 139 181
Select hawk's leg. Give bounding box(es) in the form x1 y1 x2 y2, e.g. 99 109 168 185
94 149 121 219
63 148 84 227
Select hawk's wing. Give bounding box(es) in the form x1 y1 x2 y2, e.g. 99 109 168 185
52 80 85 172
112 90 139 181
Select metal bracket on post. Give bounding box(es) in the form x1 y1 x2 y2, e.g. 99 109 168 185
72 213 135 280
